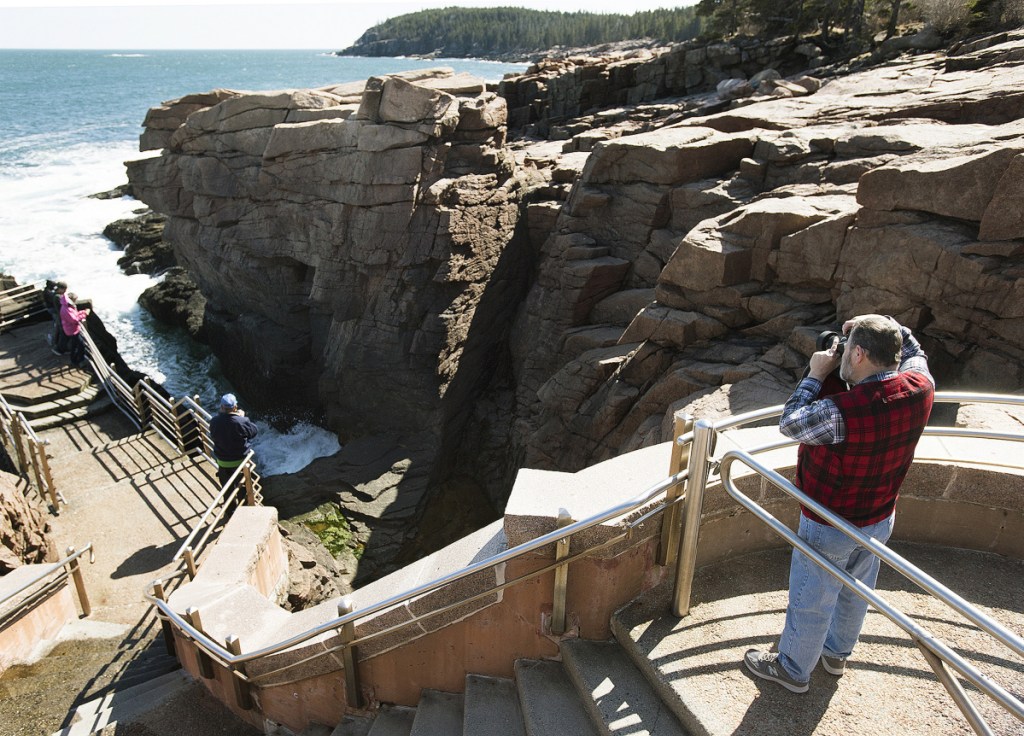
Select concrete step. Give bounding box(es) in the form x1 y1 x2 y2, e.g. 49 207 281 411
330 714 374 736
53 668 191 736
70 669 188 725
28 393 113 432
611 543 1024 736
561 639 687 736
410 689 464 736
514 659 600 736
463 674 525 736
106 656 181 693
9 380 99 416
366 705 417 736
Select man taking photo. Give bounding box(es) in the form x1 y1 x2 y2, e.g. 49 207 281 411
744 314 934 693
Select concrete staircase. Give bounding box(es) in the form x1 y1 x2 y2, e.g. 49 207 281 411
0 321 110 431
53 662 188 736
315 541 1023 736
320 640 687 736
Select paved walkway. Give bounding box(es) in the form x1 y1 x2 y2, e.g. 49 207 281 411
2 322 222 626
617 543 1024 736
0 321 91 403
0 320 255 734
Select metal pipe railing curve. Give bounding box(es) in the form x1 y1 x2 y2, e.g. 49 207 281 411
146 467 688 667
718 449 1024 726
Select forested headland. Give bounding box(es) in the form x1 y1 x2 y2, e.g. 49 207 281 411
337 7 703 60
338 2 1024 61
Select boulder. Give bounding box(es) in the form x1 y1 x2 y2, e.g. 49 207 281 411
0 472 50 574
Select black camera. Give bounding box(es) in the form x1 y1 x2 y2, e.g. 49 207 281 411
817 330 847 356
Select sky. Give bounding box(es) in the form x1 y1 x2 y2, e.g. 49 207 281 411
0 0 692 50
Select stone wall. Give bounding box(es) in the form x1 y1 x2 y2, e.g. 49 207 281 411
0 471 50 574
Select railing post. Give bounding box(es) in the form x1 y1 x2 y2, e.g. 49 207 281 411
36 440 60 507
133 382 149 427
152 581 177 657
9 414 28 475
550 508 573 636
183 547 198 579
66 546 91 616
338 598 362 708
672 418 715 618
28 436 59 512
243 464 255 506
659 412 693 567
170 398 186 454
225 635 254 710
186 607 215 679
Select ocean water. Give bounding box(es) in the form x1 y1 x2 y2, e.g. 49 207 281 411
0 50 526 474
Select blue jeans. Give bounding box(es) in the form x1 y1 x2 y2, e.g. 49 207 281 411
778 512 895 683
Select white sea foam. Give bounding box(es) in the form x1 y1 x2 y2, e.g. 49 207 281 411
252 420 342 476
0 141 155 331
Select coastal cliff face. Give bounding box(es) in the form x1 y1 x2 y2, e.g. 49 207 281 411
128 71 529 465
506 35 1024 471
127 33 1024 512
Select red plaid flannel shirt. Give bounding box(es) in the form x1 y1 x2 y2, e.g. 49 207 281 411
796 371 934 526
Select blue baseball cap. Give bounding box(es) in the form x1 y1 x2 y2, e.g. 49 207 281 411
219 393 237 409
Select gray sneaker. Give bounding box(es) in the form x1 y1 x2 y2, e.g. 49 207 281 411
743 649 809 693
820 653 846 676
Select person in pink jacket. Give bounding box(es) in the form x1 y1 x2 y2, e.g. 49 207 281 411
59 291 90 367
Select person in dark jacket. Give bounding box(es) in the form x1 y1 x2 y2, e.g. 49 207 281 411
743 314 934 693
44 280 69 354
208 393 259 488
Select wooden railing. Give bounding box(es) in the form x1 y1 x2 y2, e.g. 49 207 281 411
0 280 47 332
0 392 62 513
0 543 95 628
78 325 263 581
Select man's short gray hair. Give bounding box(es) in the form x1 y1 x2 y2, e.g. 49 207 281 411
849 314 902 367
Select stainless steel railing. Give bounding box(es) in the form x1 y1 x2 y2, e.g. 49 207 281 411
667 391 1024 735
142 390 1024 711
718 450 1024 734
171 450 259 579
671 391 1024 616
78 324 264 582
143 467 687 685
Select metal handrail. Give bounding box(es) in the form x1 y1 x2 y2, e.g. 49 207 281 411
673 392 1024 614
145 467 688 668
143 391 1024 682
718 449 1024 730
699 391 1024 439
0 543 95 617
171 451 256 565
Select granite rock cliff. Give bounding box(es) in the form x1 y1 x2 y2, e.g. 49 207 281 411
127 33 1024 517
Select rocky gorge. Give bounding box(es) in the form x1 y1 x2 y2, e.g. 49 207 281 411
123 29 1024 586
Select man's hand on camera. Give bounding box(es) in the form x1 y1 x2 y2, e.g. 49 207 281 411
808 349 840 382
